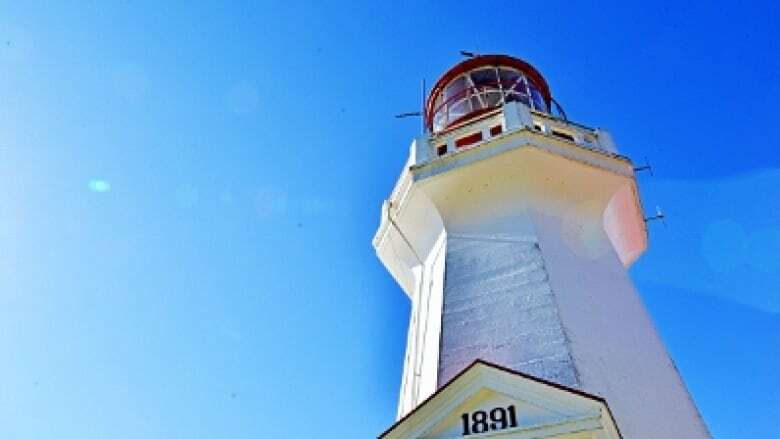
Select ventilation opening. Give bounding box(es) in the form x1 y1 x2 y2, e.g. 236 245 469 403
455 132 483 148
552 130 575 142
490 125 503 137
437 145 448 156
533 123 543 131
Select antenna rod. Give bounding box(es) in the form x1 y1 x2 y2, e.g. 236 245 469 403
634 156 653 176
644 206 666 228
421 78 426 135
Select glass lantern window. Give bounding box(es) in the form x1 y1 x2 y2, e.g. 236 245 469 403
429 65 550 133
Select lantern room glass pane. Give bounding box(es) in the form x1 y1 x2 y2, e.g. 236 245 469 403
449 98 472 122
469 94 483 111
433 94 443 117
510 77 528 95
433 110 446 132
469 68 503 112
444 76 469 103
506 92 530 106
484 90 502 107
530 87 547 112
471 68 497 88
498 68 521 89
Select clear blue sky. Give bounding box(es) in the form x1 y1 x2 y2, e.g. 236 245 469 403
1 1 778 438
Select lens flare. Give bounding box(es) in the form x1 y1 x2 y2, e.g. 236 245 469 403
88 179 111 193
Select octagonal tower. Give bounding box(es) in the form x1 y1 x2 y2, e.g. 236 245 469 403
373 54 710 438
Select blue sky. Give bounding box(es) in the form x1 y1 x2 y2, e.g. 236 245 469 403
0 1 778 438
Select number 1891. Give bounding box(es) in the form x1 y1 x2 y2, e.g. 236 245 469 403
460 405 518 435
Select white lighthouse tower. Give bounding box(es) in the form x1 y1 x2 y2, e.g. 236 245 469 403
374 55 710 439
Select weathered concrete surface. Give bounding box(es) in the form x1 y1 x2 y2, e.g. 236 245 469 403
438 234 578 389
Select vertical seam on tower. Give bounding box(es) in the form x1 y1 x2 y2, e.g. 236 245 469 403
413 236 444 404
533 238 582 388
435 240 447 391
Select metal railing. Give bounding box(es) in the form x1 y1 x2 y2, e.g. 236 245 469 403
428 104 614 159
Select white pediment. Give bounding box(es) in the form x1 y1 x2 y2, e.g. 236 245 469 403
380 361 621 439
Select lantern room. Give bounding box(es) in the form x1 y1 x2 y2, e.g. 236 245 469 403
425 55 556 133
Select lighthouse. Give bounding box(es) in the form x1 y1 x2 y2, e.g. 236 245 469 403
373 55 711 439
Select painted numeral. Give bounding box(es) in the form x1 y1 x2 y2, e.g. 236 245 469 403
508 404 518 428
489 407 507 430
461 405 518 436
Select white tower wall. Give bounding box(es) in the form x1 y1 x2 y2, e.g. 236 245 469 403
375 102 711 438
534 211 711 439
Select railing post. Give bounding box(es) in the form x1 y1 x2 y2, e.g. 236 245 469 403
502 101 533 132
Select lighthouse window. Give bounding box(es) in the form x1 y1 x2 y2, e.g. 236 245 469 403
468 95 483 112
510 77 529 95
498 69 517 86
505 73 530 105
471 69 502 108
471 68 495 85
483 88 502 107
506 92 530 106
449 98 472 122
442 76 477 125
444 77 469 102
455 131 483 148
530 88 547 112
552 130 575 141
433 111 446 132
